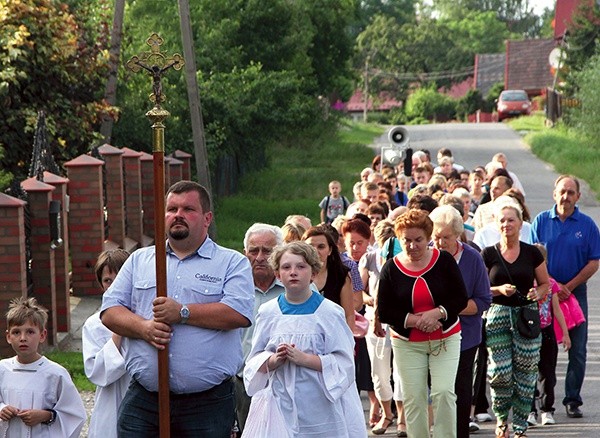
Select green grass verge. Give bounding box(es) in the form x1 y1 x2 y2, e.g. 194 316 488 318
46 351 95 392
213 121 384 250
508 116 600 200
506 112 546 133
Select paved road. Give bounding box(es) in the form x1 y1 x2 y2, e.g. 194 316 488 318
364 123 600 437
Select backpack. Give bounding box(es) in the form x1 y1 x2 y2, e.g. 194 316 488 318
324 195 349 222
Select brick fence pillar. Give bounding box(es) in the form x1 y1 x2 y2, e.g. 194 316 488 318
64 154 104 296
0 193 27 358
140 152 155 240
21 178 57 346
121 147 143 251
42 171 71 332
99 144 125 248
171 150 192 181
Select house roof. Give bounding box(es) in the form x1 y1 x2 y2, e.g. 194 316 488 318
344 89 402 112
505 38 556 93
474 53 505 97
439 77 473 99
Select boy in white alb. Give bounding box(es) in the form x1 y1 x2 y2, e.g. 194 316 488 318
82 249 131 438
0 297 86 438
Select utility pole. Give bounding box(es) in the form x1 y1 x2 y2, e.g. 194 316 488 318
363 55 369 123
178 0 212 194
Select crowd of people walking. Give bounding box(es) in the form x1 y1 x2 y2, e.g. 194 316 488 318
1 145 598 438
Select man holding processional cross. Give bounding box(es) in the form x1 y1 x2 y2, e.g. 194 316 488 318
101 34 254 437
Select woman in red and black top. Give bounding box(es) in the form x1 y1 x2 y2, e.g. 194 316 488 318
377 209 468 438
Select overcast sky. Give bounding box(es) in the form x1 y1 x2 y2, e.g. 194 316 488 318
530 0 555 14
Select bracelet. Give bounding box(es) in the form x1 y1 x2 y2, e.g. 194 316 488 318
438 307 447 320
42 409 57 425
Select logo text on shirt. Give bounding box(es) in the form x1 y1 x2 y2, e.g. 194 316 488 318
195 273 222 283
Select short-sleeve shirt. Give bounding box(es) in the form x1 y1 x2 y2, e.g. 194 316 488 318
482 242 544 307
530 205 600 284
319 196 349 222
101 237 255 393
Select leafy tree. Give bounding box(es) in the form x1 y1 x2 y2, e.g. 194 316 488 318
484 81 505 112
570 53 600 141
431 0 546 37
352 0 417 36
443 11 508 55
0 0 113 181
456 88 484 119
405 87 457 122
562 3 600 87
112 0 352 194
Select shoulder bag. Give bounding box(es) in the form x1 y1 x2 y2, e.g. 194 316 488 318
494 245 541 339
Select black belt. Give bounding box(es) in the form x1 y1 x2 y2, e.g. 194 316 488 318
132 376 233 400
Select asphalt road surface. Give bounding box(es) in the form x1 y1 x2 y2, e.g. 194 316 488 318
364 123 600 437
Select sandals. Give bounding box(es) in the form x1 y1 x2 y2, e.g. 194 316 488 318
396 422 408 437
495 423 509 438
372 417 394 435
368 410 382 428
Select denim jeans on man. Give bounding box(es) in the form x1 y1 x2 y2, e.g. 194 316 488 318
118 379 235 437
563 284 588 408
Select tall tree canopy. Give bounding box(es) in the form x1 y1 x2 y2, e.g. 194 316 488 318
112 0 356 192
0 0 113 181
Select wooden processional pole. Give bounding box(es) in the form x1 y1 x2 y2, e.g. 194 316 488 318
125 33 184 438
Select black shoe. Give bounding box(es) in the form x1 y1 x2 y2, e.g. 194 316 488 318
566 404 583 418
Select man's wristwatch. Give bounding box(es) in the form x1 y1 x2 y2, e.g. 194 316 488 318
43 409 57 425
180 304 190 324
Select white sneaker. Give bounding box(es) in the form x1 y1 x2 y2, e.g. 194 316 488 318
541 411 555 425
527 412 538 426
469 420 480 433
475 413 493 422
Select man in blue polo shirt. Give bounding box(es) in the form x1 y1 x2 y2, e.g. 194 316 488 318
531 175 600 419
101 181 254 437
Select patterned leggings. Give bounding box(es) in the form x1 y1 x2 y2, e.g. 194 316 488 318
486 303 541 434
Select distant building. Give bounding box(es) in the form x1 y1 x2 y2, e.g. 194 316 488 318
342 89 402 122
504 38 555 95
474 53 505 98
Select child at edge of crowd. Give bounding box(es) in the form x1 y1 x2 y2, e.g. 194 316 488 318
244 241 367 437
0 297 86 438
528 243 571 427
319 180 349 224
82 248 131 438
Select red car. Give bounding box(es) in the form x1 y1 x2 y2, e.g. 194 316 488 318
496 90 532 121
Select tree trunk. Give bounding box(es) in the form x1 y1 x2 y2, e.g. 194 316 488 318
99 0 125 144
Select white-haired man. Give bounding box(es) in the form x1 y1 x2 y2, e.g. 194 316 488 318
235 223 284 433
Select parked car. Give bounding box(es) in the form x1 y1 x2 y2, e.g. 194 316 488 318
496 90 532 121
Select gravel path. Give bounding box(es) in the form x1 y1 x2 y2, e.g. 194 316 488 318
80 391 95 437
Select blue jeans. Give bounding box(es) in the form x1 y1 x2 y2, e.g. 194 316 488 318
563 283 588 408
118 378 235 437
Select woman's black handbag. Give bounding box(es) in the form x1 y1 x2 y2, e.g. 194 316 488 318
494 245 541 339
517 306 541 339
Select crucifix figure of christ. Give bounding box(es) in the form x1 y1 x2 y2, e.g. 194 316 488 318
124 33 184 438
125 32 184 107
